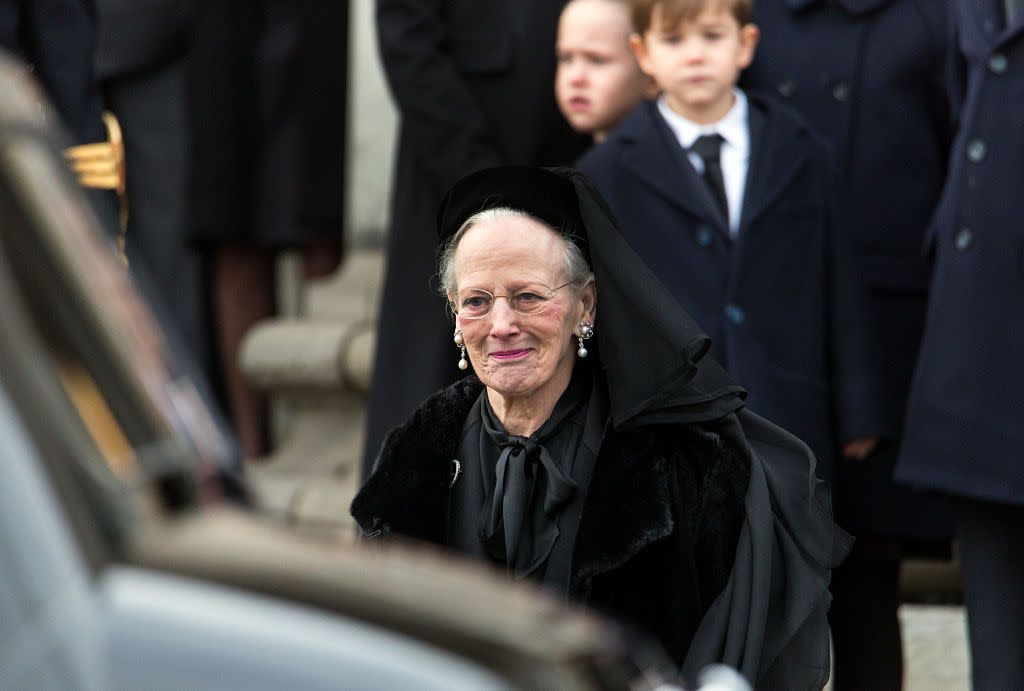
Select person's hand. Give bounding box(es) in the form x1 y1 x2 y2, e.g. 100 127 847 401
842 436 878 460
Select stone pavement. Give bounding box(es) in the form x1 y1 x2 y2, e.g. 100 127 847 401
826 605 969 691
900 604 969 691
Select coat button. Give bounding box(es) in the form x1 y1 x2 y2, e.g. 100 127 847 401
831 81 850 102
696 225 713 247
967 139 987 163
954 228 973 252
725 303 746 325
989 53 1008 74
777 79 796 98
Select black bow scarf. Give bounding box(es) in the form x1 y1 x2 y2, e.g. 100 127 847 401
476 369 589 580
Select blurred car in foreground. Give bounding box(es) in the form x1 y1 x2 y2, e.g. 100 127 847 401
0 52 689 691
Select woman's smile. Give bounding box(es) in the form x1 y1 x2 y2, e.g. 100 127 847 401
452 213 593 408
490 348 533 361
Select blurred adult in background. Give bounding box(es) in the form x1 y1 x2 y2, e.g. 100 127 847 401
895 1 1024 688
363 0 590 479
189 0 348 459
95 0 216 386
742 2 953 688
0 0 119 231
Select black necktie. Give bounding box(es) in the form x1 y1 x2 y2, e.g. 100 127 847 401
1007 0 1023 25
691 134 729 222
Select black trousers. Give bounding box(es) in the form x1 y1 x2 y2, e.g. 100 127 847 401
955 497 1024 690
829 536 904 691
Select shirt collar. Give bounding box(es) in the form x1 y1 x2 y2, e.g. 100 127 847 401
657 89 749 153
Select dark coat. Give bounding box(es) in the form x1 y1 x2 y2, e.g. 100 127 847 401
188 0 348 248
352 376 842 689
95 0 191 79
577 98 885 485
362 0 589 478
742 0 952 539
896 0 1024 506
0 0 107 145
0 0 119 231
96 0 214 381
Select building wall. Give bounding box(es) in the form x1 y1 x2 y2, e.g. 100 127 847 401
346 0 397 247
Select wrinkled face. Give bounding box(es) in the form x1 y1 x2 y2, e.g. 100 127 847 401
451 215 596 403
556 0 650 139
632 5 758 124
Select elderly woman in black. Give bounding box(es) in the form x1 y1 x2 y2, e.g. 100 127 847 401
352 166 847 690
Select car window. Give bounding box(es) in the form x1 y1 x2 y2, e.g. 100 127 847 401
0 385 106 690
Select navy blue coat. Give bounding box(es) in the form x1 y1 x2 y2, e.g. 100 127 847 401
0 0 106 145
743 0 952 540
0 0 119 231
896 0 1024 507
578 97 886 483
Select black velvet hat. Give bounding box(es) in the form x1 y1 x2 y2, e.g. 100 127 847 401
437 166 589 256
436 165 747 429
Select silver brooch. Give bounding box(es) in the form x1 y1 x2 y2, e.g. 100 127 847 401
449 459 462 488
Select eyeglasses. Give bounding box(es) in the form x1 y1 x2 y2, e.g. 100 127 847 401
453 282 574 319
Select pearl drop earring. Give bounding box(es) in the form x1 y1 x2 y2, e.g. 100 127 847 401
577 321 594 358
454 329 468 370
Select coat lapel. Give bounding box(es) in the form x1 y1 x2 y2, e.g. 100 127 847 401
618 102 731 235
737 96 811 235
999 4 1024 45
963 0 1019 48
618 100 814 239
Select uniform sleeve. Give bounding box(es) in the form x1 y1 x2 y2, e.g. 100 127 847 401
376 0 504 191
23 0 107 144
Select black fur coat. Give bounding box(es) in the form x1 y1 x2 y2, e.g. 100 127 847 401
351 376 750 668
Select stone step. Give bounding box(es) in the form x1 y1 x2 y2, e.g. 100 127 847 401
241 319 375 393
240 248 383 394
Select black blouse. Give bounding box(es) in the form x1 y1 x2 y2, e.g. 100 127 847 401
446 365 605 595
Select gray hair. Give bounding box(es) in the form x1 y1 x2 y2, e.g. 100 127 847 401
437 207 594 299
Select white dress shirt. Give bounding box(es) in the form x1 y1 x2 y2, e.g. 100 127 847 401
657 90 750 235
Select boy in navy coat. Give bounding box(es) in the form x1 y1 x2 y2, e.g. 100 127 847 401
578 0 885 488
